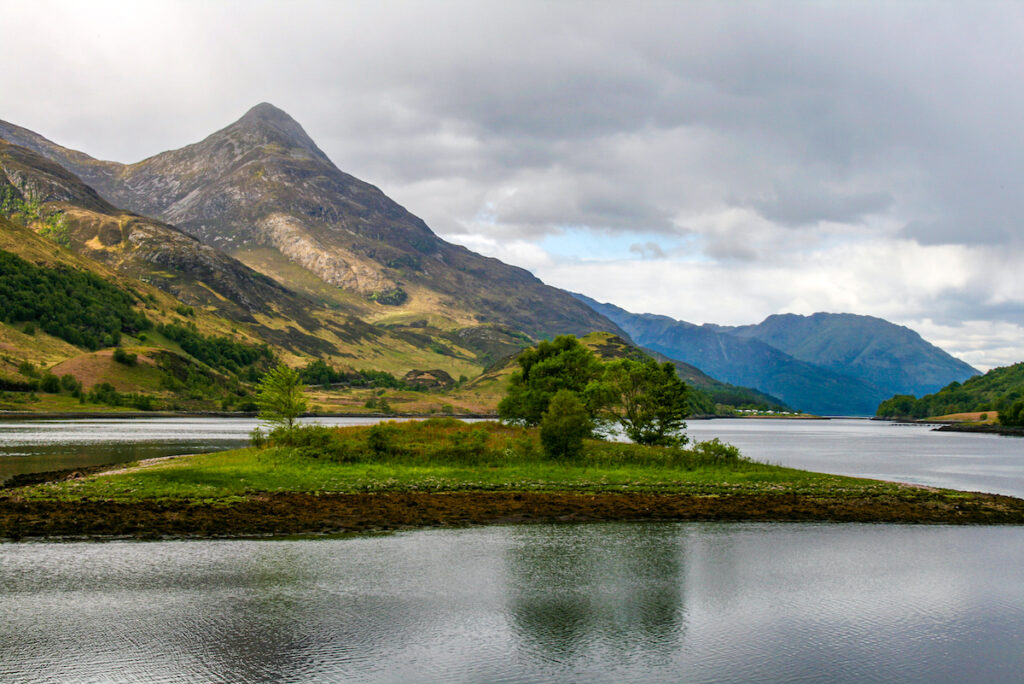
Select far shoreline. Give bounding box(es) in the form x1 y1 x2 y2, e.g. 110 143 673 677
0 410 828 421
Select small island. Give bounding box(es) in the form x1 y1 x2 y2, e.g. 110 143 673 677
3 417 1023 540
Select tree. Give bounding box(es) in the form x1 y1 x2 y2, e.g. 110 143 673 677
602 358 690 446
256 364 307 430
498 335 606 426
540 389 592 460
1000 399 1024 427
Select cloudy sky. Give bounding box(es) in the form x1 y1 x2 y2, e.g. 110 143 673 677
3 0 1023 370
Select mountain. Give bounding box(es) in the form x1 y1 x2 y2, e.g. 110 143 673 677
0 104 620 341
876 362 1024 419
576 295 892 415
723 313 978 397
0 139 299 323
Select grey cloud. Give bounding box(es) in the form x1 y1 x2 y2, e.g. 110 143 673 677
749 185 894 227
629 242 666 259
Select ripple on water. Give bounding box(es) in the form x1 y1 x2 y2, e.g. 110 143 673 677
1 524 1024 683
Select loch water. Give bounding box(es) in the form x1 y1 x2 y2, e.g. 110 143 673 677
1 417 1022 682
2 522 1023 683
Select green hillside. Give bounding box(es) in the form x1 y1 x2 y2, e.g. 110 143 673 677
876 362 1024 423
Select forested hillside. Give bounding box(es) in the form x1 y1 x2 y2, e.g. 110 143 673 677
876 362 1024 423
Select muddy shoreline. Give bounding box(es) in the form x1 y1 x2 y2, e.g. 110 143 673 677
934 423 1024 437
3 489 1023 541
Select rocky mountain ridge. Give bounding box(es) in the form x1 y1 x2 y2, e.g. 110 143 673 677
0 105 620 340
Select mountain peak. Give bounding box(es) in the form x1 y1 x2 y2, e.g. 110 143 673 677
239 102 294 125
224 103 328 162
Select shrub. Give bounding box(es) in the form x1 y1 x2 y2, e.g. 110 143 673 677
446 428 489 462
250 427 266 449
113 348 138 366
691 438 742 463
367 423 399 457
39 373 61 393
539 389 592 461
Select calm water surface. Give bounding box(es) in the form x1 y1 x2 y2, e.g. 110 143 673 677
687 418 1024 498
2 419 1023 681
0 416 385 482
2 522 1022 683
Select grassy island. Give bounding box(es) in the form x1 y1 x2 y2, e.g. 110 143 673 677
3 419 1024 540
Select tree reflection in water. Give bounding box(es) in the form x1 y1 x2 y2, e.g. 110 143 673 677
505 523 689 668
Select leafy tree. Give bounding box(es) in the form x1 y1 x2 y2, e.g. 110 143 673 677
1000 400 1024 427
539 389 592 460
498 335 606 426
256 364 307 430
602 358 690 445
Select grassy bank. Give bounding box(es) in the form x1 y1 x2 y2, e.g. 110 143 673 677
13 419 892 501
3 419 1023 538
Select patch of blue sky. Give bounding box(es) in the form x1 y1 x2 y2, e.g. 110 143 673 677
538 227 698 261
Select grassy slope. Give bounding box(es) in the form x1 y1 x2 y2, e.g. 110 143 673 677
0 214 486 410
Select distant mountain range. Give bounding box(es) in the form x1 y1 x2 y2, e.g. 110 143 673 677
576 295 978 415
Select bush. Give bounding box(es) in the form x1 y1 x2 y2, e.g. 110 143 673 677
691 438 741 463
60 374 81 393
446 428 489 462
367 423 399 457
540 390 592 461
39 373 61 393
113 348 137 366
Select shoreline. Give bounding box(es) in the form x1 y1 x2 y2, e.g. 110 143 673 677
0 410 499 421
934 423 1024 437
0 411 825 422
3 488 1023 541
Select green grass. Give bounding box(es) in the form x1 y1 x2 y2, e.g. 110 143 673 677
16 419 923 503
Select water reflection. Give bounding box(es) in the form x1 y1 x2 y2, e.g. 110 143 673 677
506 524 687 669
1 523 1023 682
